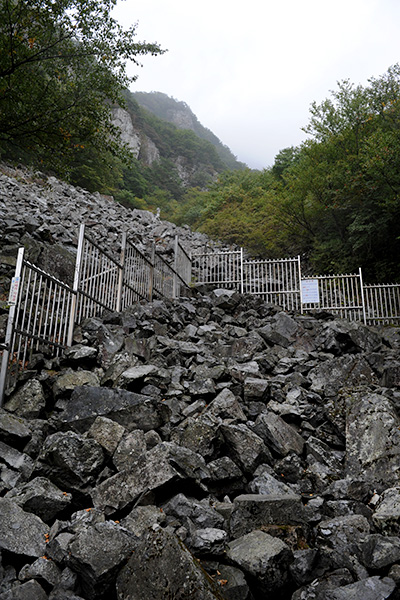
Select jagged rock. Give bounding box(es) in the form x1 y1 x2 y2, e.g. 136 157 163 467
318 576 397 600
3 379 46 419
0 580 48 599
289 548 319 585
0 441 35 487
38 431 104 490
52 369 100 398
121 505 167 538
19 556 61 587
5 476 72 521
87 416 126 455
0 498 49 557
361 534 400 570
116 527 225 599
291 568 355 600
92 443 181 512
309 355 376 396
248 464 298 497
0 410 31 444
229 493 306 539
373 487 400 535
345 393 400 488
226 529 293 595
66 521 137 599
162 493 225 530
204 388 247 422
253 412 305 457
220 423 270 473
112 429 146 471
56 385 170 433
189 528 228 555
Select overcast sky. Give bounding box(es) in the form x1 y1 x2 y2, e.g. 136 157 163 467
112 0 400 170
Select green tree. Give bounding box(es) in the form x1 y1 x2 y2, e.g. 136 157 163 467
0 0 164 173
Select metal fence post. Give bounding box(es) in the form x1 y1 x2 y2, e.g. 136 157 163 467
173 235 179 299
0 247 25 407
359 267 367 325
298 255 303 313
240 248 244 294
67 224 85 346
149 243 155 302
117 232 126 312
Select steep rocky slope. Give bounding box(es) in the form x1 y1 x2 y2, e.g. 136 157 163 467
1 165 400 599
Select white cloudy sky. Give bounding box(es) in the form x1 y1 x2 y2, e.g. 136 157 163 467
112 0 400 170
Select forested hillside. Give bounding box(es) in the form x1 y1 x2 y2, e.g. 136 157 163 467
1 0 399 282
169 66 400 283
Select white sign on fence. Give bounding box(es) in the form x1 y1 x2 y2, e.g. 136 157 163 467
8 277 20 305
301 279 320 304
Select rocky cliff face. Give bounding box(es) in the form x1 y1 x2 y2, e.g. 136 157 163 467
1 165 400 600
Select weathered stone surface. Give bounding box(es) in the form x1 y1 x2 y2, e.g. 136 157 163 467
57 385 170 433
361 534 400 570
112 429 146 471
230 493 306 539
0 498 49 557
162 493 224 530
373 487 400 535
19 556 61 586
345 393 400 487
67 521 136 599
116 527 225 600
87 416 125 455
226 529 293 594
3 379 46 419
0 580 48 599
38 431 104 490
253 411 305 456
220 423 270 472
318 576 396 600
52 369 100 398
5 476 72 521
92 443 180 512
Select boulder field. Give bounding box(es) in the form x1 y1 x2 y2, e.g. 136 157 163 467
1 287 400 599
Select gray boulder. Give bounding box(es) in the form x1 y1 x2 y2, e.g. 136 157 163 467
226 529 293 595
116 527 225 599
5 476 72 521
0 498 49 558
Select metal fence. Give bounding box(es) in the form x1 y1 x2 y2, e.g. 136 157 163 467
301 270 366 323
191 249 400 326
0 226 191 404
364 283 400 325
243 256 301 311
0 248 75 401
192 249 244 292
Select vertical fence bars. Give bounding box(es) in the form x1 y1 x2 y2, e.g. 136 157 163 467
191 248 243 292
301 270 366 323
243 256 301 311
0 248 75 403
364 283 400 325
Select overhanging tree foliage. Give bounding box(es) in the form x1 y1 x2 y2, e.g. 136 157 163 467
0 0 164 172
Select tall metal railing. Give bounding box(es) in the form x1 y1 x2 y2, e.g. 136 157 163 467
0 248 75 401
192 249 244 292
242 256 301 311
301 270 366 323
364 283 400 325
0 225 191 404
2 233 400 406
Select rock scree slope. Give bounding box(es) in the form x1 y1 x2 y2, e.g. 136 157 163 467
1 164 400 599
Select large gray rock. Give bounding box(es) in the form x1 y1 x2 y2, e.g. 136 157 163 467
116 527 225 599
92 443 181 512
3 379 46 419
162 493 224 530
226 529 293 595
57 385 170 433
5 476 72 521
0 580 48 599
0 498 49 557
67 521 136 600
220 423 270 472
373 487 400 535
318 576 396 600
345 393 400 487
39 431 104 490
309 355 376 397
230 493 306 539
253 412 305 456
